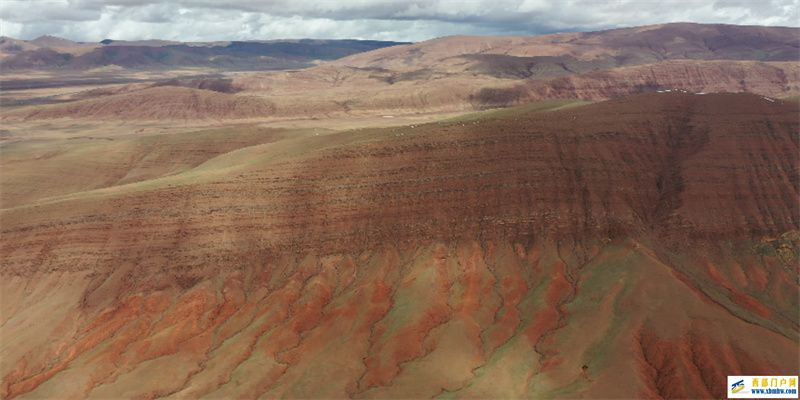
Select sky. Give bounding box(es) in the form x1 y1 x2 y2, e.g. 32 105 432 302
1 0 798 43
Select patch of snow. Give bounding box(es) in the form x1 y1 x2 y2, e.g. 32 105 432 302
763 97 775 102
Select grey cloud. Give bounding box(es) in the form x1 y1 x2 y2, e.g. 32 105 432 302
712 0 798 19
123 3 181 23
2 0 103 22
0 0 797 42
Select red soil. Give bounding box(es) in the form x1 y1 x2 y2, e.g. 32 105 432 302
731 293 772 319
1 92 797 398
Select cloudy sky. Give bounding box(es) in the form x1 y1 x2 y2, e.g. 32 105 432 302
1 0 797 43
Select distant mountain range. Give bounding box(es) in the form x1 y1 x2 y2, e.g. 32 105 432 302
332 23 799 74
0 36 409 71
4 23 797 75
1 23 798 116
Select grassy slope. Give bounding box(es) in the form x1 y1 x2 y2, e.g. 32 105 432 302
1 126 293 208
2 99 588 210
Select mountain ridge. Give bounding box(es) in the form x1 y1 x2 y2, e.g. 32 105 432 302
1 92 797 398
0 38 409 71
331 23 800 70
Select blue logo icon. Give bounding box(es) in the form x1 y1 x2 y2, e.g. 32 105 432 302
731 380 745 394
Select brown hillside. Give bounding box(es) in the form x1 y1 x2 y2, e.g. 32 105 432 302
5 59 796 123
4 23 797 124
27 35 95 49
520 60 799 102
1 86 277 121
0 126 290 209
332 23 800 70
1 92 798 398
0 37 38 56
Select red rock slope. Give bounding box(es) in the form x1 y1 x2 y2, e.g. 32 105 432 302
1 92 798 398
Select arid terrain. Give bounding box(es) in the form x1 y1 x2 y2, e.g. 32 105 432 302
1 23 799 399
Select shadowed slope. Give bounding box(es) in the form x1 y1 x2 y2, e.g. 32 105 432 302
1 93 798 398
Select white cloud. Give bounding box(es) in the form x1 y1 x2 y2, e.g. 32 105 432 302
0 0 797 42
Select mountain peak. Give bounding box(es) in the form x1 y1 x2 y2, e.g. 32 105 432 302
28 35 83 47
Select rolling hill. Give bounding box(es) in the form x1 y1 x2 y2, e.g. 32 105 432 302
4 23 796 124
1 92 797 398
331 23 799 70
3 59 796 123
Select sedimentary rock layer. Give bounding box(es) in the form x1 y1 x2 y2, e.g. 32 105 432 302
1 92 798 398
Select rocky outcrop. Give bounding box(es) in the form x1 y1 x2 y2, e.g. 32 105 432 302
524 60 800 102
